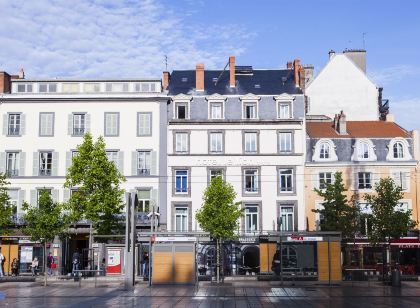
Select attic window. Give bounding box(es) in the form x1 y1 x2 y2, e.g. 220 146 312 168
254 84 261 89
181 77 188 82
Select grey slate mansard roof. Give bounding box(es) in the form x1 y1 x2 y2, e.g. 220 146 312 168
167 69 303 95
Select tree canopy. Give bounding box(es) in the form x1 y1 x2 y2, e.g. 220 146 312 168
0 172 13 235
196 176 243 240
64 133 125 235
312 172 360 239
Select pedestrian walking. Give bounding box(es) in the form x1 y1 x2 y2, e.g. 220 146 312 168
11 258 19 276
0 248 5 277
46 252 54 276
31 257 39 276
142 251 149 278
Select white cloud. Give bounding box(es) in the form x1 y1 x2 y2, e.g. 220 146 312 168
369 65 420 86
0 0 255 78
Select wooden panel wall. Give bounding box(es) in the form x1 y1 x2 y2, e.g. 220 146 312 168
152 252 173 283
174 252 194 283
0 244 18 275
317 242 342 281
260 243 277 273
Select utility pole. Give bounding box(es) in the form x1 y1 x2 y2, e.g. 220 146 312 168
124 192 137 290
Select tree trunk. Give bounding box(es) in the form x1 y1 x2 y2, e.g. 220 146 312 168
44 241 47 287
216 238 220 283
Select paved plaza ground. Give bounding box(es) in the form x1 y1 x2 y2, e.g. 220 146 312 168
1 280 420 307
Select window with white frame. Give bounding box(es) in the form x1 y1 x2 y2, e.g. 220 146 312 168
8 113 21 136
175 132 188 153
17 83 33 93
245 206 259 233
175 207 188 232
358 172 372 189
38 83 57 93
137 113 152 136
319 172 332 189
397 201 410 212
210 102 222 119
209 169 224 182
104 113 119 136
280 206 294 231
106 151 118 166
357 142 370 159
137 151 151 175
393 142 405 159
244 169 259 193
39 113 54 136
278 103 291 119
8 190 18 216
137 190 150 213
279 169 293 192
392 171 409 191
72 113 86 136
209 132 223 153
6 152 19 177
175 170 188 194
244 132 258 153
244 103 257 119
39 152 52 176
175 103 188 119
278 132 292 153
319 142 330 159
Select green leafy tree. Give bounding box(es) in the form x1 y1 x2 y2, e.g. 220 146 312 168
312 172 360 239
0 172 13 236
365 177 416 244
64 133 125 235
196 176 243 282
22 190 69 286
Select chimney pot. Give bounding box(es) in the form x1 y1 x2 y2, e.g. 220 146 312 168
293 59 301 87
229 56 235 88
19 68 25 79
196 63 204 91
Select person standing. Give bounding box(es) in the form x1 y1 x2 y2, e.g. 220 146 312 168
142 251 149 278
11 258 19 276
0 248 4 277
72 249 80 276
31 257 39 276
46 252 54 276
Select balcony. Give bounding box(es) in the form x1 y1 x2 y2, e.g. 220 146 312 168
72 128 85 136
39 169 52 176
137 169 151 176
8 128 20 136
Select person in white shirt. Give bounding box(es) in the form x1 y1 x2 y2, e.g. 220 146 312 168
0 247 4 277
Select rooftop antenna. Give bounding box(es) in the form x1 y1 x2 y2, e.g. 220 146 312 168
164 55 168 71
362 32 367 49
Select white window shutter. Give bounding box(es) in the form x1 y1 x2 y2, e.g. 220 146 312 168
32 152 39 176
30 190 37 207
52 152 59 176
18 190 25 212
20 114 26 135
118 151 124 174
402 172 409 190
131 151 137 176
52 189 59 203
0 152 5 174
68 114 73 135
150 151 157 175
63 189 71 202
2 114 7 135
19 152 26 176
85 114 91 133
65 151 72 171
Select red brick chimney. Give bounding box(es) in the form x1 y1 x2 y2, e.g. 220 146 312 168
196 63 204 91
293 59 301 87
162 71 170 91
0 72 11 93
229 55 235 88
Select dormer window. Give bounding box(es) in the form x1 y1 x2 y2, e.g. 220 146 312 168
244 103 257 119
312 139 338 162
320 143 330 159
352 139 377 161
386 138 412 161
278 103 291 119
240 94 261 120
172 94 193 120
274 94 294 119
393 142 404 158
176 103 187 119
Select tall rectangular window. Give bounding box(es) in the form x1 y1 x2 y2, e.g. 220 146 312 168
137 151 151 175
245 206 259 233
244 169 259 193
137 190 150 213
39 152 52 176
104 113 119 136
278 132 292 153
175 170 188 194
8 190 18 217
137 113 152 136
73 113 86 136
209 132 223 153
175 103 188 119
8 113 21 136
358 172 372 189
392 172 409 191
175 132 188 153
244 103 257 119
39 113 54 136
106 151 118 166
6 152 19 177
279 169 293 192
278 103 291 119
175 207 188 232
210 102 222 119
244 132 258 153
280 206 294 231
319 172 332 189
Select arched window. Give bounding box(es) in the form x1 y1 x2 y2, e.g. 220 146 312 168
357 142 369 159
352 139 377 162
320 143 330 159
393 142 404 158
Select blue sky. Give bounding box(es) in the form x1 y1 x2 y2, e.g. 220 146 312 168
1 0 419 131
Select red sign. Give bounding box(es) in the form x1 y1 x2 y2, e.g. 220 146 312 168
107 249 122 274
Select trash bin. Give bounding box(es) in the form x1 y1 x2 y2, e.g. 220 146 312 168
391 269 401 287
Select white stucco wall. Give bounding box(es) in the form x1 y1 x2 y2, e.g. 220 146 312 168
306 54 379 120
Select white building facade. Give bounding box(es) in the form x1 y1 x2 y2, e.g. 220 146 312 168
165 58 307 234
